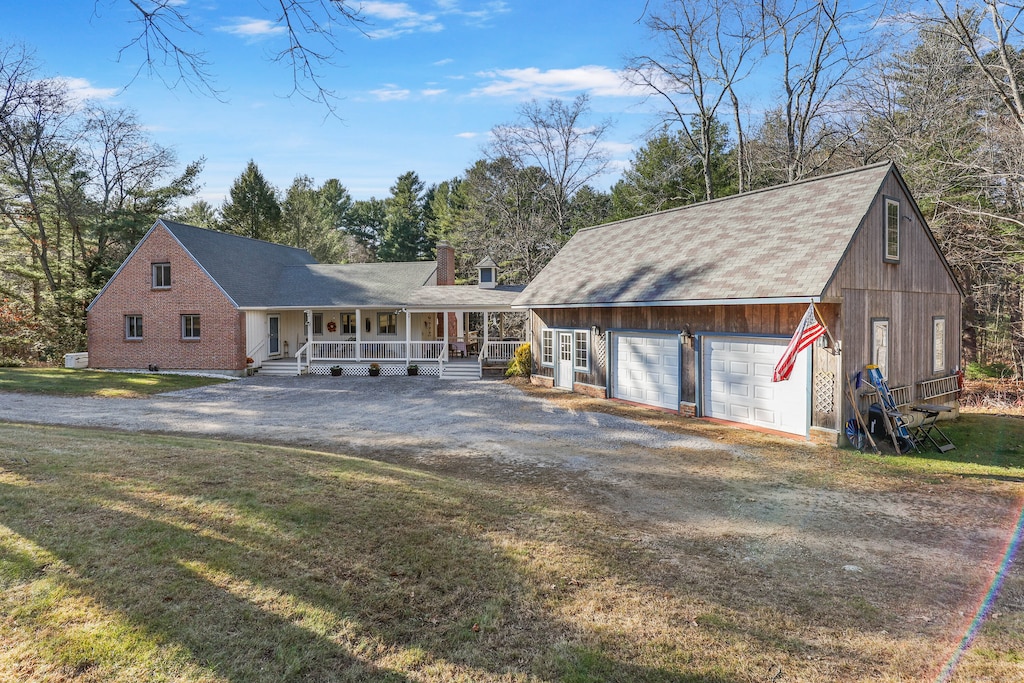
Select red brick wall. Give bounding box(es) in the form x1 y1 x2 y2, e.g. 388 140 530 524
87 224 246 371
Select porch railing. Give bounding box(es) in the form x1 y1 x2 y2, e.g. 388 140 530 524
481 340 521 362
304 341 447 363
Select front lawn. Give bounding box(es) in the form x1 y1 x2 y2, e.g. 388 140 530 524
0 423 1021 682
0 367 231 398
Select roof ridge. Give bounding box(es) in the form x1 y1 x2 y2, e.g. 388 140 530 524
159 218 314 255
575 160 894 235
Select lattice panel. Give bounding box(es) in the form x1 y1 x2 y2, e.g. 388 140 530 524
309 364 439 377
593 333 606 370
814 371 835 414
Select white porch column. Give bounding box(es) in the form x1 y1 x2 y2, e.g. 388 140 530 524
442 310 449 361
355 309 362 361
482 311 489 360
405 310 411 365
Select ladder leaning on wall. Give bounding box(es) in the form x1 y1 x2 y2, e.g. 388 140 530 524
864 364 917 455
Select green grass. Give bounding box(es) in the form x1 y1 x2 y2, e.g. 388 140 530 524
0 423 1021 682
0 367 231 397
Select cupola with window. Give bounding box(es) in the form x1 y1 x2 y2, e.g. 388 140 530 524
476 256 497 289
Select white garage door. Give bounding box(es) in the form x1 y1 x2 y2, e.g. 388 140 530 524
702 336 810 436
612 333 680 410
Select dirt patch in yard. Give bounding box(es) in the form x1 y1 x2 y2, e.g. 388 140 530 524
1 375 1022 680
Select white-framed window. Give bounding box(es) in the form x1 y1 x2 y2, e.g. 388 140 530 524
932 316 946 374
181 314 201 340
541 329 554 367
152 262 171 289
872 318 889 379
312 313 323 335
377 312 397 335
573 330 589 372
341 313 356 334
125 315 143 340
884 198 900 262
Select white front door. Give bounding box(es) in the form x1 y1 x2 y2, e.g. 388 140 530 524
612 332 680 410
702 336 810 436
269 316 280 356
556 332 573 389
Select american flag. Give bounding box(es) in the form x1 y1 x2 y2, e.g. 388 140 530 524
772 304 827 382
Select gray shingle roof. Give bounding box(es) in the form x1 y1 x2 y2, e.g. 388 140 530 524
162 220 317 307
513 162 894 308
407 284 525 309
269 262 438 307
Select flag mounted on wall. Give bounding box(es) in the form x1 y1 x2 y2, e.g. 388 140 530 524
773 304 828 382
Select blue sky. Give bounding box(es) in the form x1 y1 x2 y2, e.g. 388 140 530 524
5 1 662 203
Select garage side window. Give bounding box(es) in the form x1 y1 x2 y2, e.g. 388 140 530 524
932 316 946 374
573 330 589 372
872 318 889 379
541 329 554 367
884 198 900 262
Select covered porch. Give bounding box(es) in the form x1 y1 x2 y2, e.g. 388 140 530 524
248 306 524 378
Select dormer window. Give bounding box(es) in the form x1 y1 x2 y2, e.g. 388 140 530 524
884 198 900 262
476 256 497 289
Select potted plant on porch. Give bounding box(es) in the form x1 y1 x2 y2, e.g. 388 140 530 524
407 364 418 376
368 362 381 376
330 365 343 377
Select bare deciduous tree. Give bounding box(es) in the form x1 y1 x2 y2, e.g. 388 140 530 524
487 94 612 239
626 0 760 199
114 0 365 115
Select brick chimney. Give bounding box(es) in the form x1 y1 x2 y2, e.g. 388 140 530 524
436 241 455 286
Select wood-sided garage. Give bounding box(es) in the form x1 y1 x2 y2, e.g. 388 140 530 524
515 161 964 445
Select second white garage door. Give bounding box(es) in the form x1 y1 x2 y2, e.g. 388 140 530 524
701 336 810 436
612 333 680 410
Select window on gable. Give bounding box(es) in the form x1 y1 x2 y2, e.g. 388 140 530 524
541 329 554 367
377 312 397 335
872 318 889 379
932 316 946 374
573 330 589 372
884 198 900 262
181 314 201 340
125 315 143 340
480 268 493 283
152 262 171 289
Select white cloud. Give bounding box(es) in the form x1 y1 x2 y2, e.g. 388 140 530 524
455 131 479 139
371 87 411 101
436 0 509 25
421 88 447 96
474 66 636 99
433 58 455 66
360 1 443 37
55 77 118 103
218 17 286 39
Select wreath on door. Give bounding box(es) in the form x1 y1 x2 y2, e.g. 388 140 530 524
326 321 337 332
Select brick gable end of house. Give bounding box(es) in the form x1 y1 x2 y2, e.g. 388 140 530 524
87 224 246 372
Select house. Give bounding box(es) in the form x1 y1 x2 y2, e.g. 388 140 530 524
86 220 524 377
513 161 964 445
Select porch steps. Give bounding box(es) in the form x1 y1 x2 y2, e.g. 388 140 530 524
257 358 301 376
441 361 481 380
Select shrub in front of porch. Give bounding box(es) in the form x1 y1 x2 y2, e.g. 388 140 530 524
505 343 531 378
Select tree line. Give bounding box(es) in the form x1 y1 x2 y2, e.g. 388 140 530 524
5 1 1024 376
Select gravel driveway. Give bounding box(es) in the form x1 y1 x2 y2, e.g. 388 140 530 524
0 375 739 484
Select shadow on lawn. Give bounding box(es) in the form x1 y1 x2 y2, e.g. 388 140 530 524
0 430 739 682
